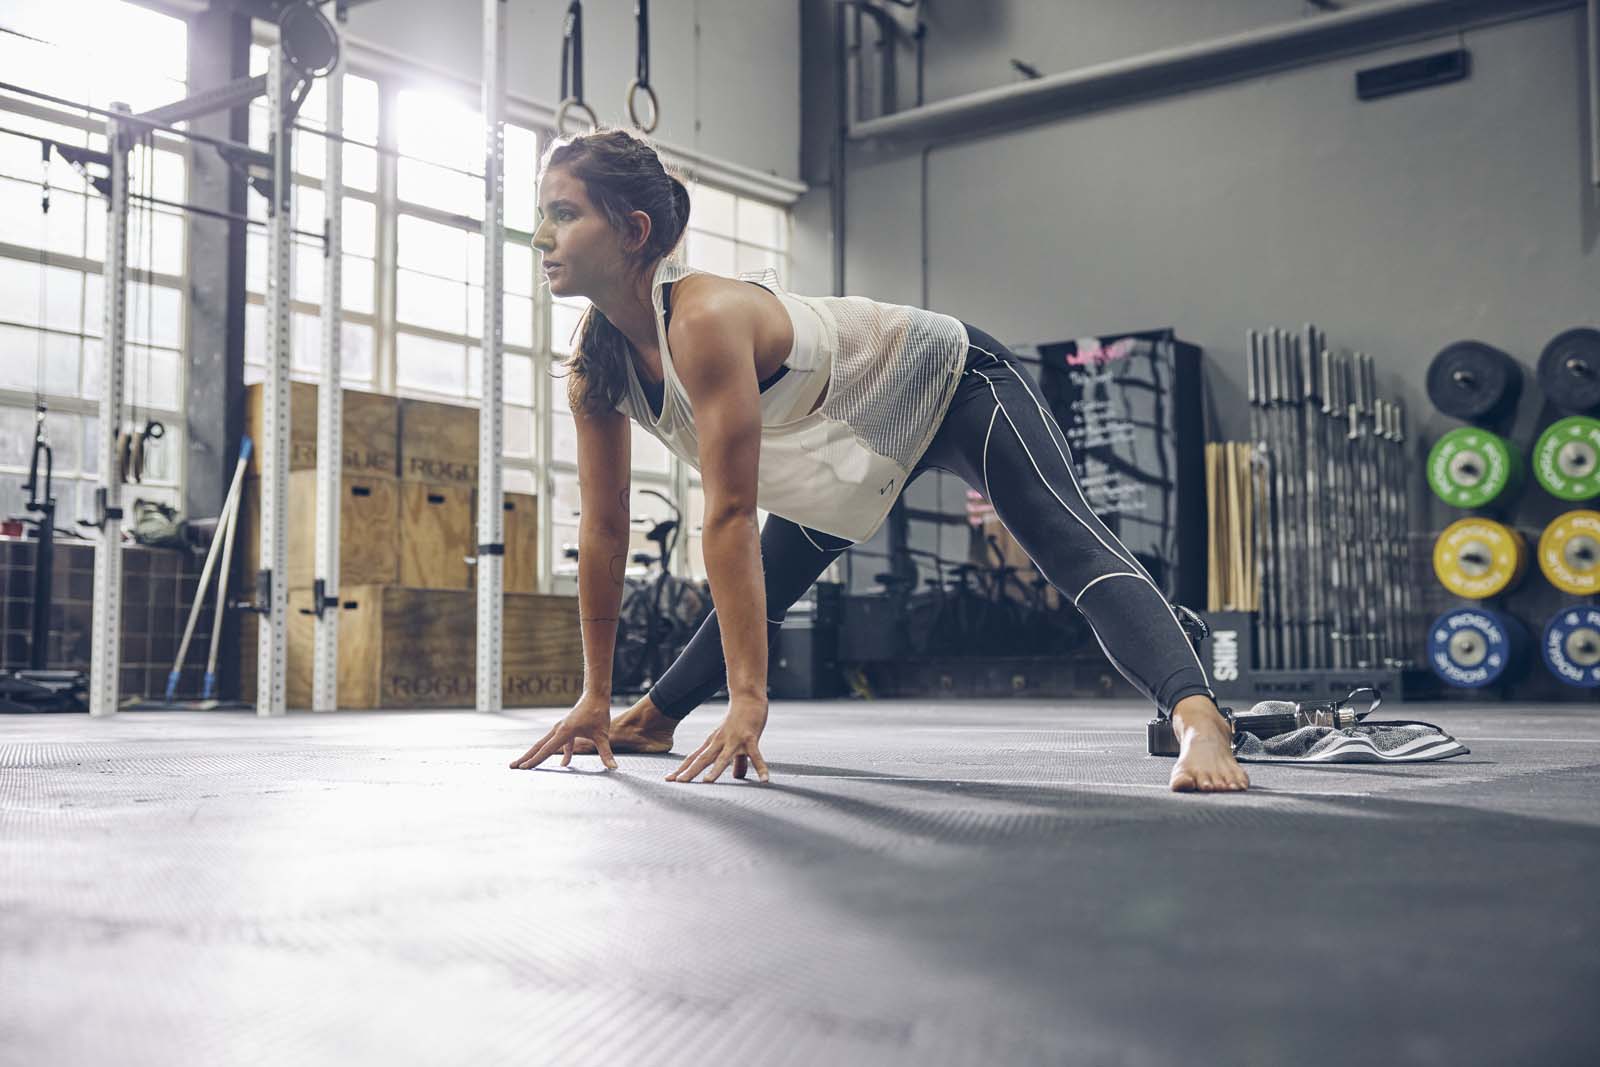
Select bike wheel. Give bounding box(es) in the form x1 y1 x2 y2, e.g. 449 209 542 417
612 584 653 693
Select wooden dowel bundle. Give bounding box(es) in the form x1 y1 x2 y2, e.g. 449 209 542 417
1205 442 1257 612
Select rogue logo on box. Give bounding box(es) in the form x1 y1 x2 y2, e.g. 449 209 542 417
1211 630 1239 681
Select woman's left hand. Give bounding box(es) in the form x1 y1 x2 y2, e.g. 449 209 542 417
666 695 770 783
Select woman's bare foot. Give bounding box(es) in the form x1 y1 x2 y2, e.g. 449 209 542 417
1168 695 1251 793
569 696 678 755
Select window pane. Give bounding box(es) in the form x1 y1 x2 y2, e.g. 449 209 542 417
341 322 374 385
551 299 587 356
296 129 328 182
552 469 581 522
128 143 185 204
504 404 533 458
396 332 466 395
550 365 571 414
396 270 468 335
466 284 483 340
690 183 735 238
246 231 265 294
685 231 735 276
126 282 181 348
397 90 480 168
2 330 86 401
42 332 81 395
506 294 533 349
505 241 533 296
0 407 33 468
291 311 321 374
244 303 264 366
82 339 100 397
0 326 37 391
398 215 470 278
80 415 98 476
35 411 80 475
736 198 786 249
343 198 376 257
0 258 82 332
0 178 87 258
551 411 576 465
82 272 101 336
343 145 378 193
294 241 322 304
398 161 479 217
85 189 106 261
504 466 536 495
505 353 533 403
345 76 380 142
397 89 483 217
505 125 538 232
128 345 180 410
293 184 324 234
3 2 188 113
126 209 185 277
342 255 374 315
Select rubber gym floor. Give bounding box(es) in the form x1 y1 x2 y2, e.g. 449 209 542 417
2 698 1596 1066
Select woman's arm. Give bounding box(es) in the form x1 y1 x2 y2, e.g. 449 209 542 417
668 295 767 703
508 382 631 772
571 383 633 699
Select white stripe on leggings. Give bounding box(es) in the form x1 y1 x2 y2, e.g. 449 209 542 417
980 404 1000 502
1073 571 1142 606
994 360 1213 691
969 360 1213 697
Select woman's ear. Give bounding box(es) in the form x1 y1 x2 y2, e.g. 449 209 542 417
626 209 653 253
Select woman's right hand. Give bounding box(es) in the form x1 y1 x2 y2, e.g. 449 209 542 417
509 692 619 771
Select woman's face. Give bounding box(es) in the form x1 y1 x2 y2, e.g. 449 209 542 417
533 165 634 298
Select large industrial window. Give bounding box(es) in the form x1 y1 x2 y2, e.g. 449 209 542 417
243 46 381 391
390 87 540 498
0 0 189 530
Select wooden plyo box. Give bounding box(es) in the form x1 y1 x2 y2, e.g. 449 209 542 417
242 587 583 709
243 382 398 479
399 398 478 487
400 483 473 589
472 491 539 594
239 471 400 590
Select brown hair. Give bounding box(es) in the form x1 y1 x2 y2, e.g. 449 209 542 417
541 127 691 416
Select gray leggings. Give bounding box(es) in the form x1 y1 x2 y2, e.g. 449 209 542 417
647 323 1215 720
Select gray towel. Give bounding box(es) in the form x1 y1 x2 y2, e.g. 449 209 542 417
1233 721 1470 764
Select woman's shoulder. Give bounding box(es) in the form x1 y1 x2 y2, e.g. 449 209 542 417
665 271 769 341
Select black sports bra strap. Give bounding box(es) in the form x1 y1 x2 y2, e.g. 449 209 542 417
660 278 789 392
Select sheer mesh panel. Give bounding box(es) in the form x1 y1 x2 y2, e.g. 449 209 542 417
810 296 966 472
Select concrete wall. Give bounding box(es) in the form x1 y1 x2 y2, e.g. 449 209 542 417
343 0 802 183
800 3 1598 570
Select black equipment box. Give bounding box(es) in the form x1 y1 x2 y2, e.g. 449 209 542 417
1025 328 1208 607
770 583 844 700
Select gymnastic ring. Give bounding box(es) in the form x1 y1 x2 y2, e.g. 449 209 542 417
626 80 658 133
555 96 598 138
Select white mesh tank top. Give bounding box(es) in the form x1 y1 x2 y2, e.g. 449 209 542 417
616 257 970 542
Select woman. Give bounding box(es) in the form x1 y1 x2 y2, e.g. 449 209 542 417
510 129 1248 793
